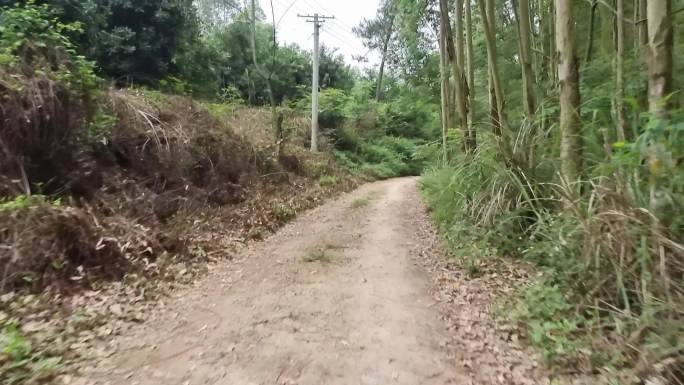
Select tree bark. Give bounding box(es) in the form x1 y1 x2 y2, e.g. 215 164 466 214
616 0 627 141
465 0 476 150
438 24 452 165
555 0 582 182
647 0 673 118
439 0 469 153
638 0 648 46
376 14 395 101
250 0 258 68
513 0 536 119
585 1 598 63
547 0 556 84
478 0 506 137
453 0 471 152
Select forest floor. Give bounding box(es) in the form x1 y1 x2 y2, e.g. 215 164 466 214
68 177 548 385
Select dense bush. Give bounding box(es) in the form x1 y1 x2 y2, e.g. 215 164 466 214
421 110 684 377
0 2 101 195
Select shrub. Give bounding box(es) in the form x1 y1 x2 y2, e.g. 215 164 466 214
0 2 100 195
271 202 295 222
334 135 425 180
318 88 351 130
0 322 62 384
421 115 684 379
317 175 339 187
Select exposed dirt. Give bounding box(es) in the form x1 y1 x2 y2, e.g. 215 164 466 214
72 177 546 385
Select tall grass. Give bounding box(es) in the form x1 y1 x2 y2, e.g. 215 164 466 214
421 113 683 381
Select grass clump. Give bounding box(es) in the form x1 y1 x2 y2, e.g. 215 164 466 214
271 202 295 222
351 195 372 209
317 175 339 187
302 241 345 263
0 195 61 212
420 119 684 382
335 136 426 180
0 323 62 384
302 248 333 263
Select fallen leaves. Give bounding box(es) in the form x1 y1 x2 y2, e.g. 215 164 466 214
410 201 548 385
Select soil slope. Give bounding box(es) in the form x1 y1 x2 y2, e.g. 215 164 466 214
78 177 544 385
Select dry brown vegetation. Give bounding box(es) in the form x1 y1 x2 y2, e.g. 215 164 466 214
0 80 359 382
0 86 357 296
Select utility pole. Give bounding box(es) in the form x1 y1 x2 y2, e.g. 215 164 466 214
298 13 334 151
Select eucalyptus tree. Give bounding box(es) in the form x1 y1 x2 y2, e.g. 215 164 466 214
354 0 397 101
555 0 581 182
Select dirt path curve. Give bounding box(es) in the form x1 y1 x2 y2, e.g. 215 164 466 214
81 177 538 385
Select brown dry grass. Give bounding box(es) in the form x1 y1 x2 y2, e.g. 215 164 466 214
0 69 85 196
0 87 358 295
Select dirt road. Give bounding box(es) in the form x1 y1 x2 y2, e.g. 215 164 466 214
82 177 544 385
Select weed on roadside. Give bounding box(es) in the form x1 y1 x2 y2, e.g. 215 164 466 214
351 195 372 209
302 248 333 263
271 203 295 222
0 322 62 384
317 175 339 187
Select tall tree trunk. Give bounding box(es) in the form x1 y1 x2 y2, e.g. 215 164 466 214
647 0 673 118
252 0 278 147
376 14 395 102
478 0 506 137
586 1 598 63
638 0 648 46
599 3 614 56
555 0 582 183
616 0 627 141
453 0 471 152
250 0 258 68
547 0 556 84
465 0 476 150
438 24 452 165
439 0 469 153
539 0 552 85
513 0 536 119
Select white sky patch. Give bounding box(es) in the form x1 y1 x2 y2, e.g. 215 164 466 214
259 0 381 70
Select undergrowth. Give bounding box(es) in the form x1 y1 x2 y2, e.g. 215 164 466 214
334 135 427 180
0 322 62 385
421 114 684 383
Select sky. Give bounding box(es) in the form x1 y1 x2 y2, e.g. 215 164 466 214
257 0 381 69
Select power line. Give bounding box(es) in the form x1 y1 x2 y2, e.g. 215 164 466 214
320 28 359 51
271 0 357 42
299 0 356 31
276 0 301 26
292 0 360 39
272 0 359 56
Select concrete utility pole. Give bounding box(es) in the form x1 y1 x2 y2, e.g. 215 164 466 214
298 13 334 151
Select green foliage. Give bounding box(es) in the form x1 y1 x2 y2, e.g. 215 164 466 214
514 282 585 365
335 135 425 180
204 102 238 121
0 195 61 212
317 175 339 187
421 106 684 376
1 323 31 362
91 0 199 85
87 107 118 139
318 46 355 91
351 196 371 209
1 322 62 384
159 75 190 95
302 247 333 263
218 86 244 105
271 202 295 222
0 1 98 92
318 88 351 129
